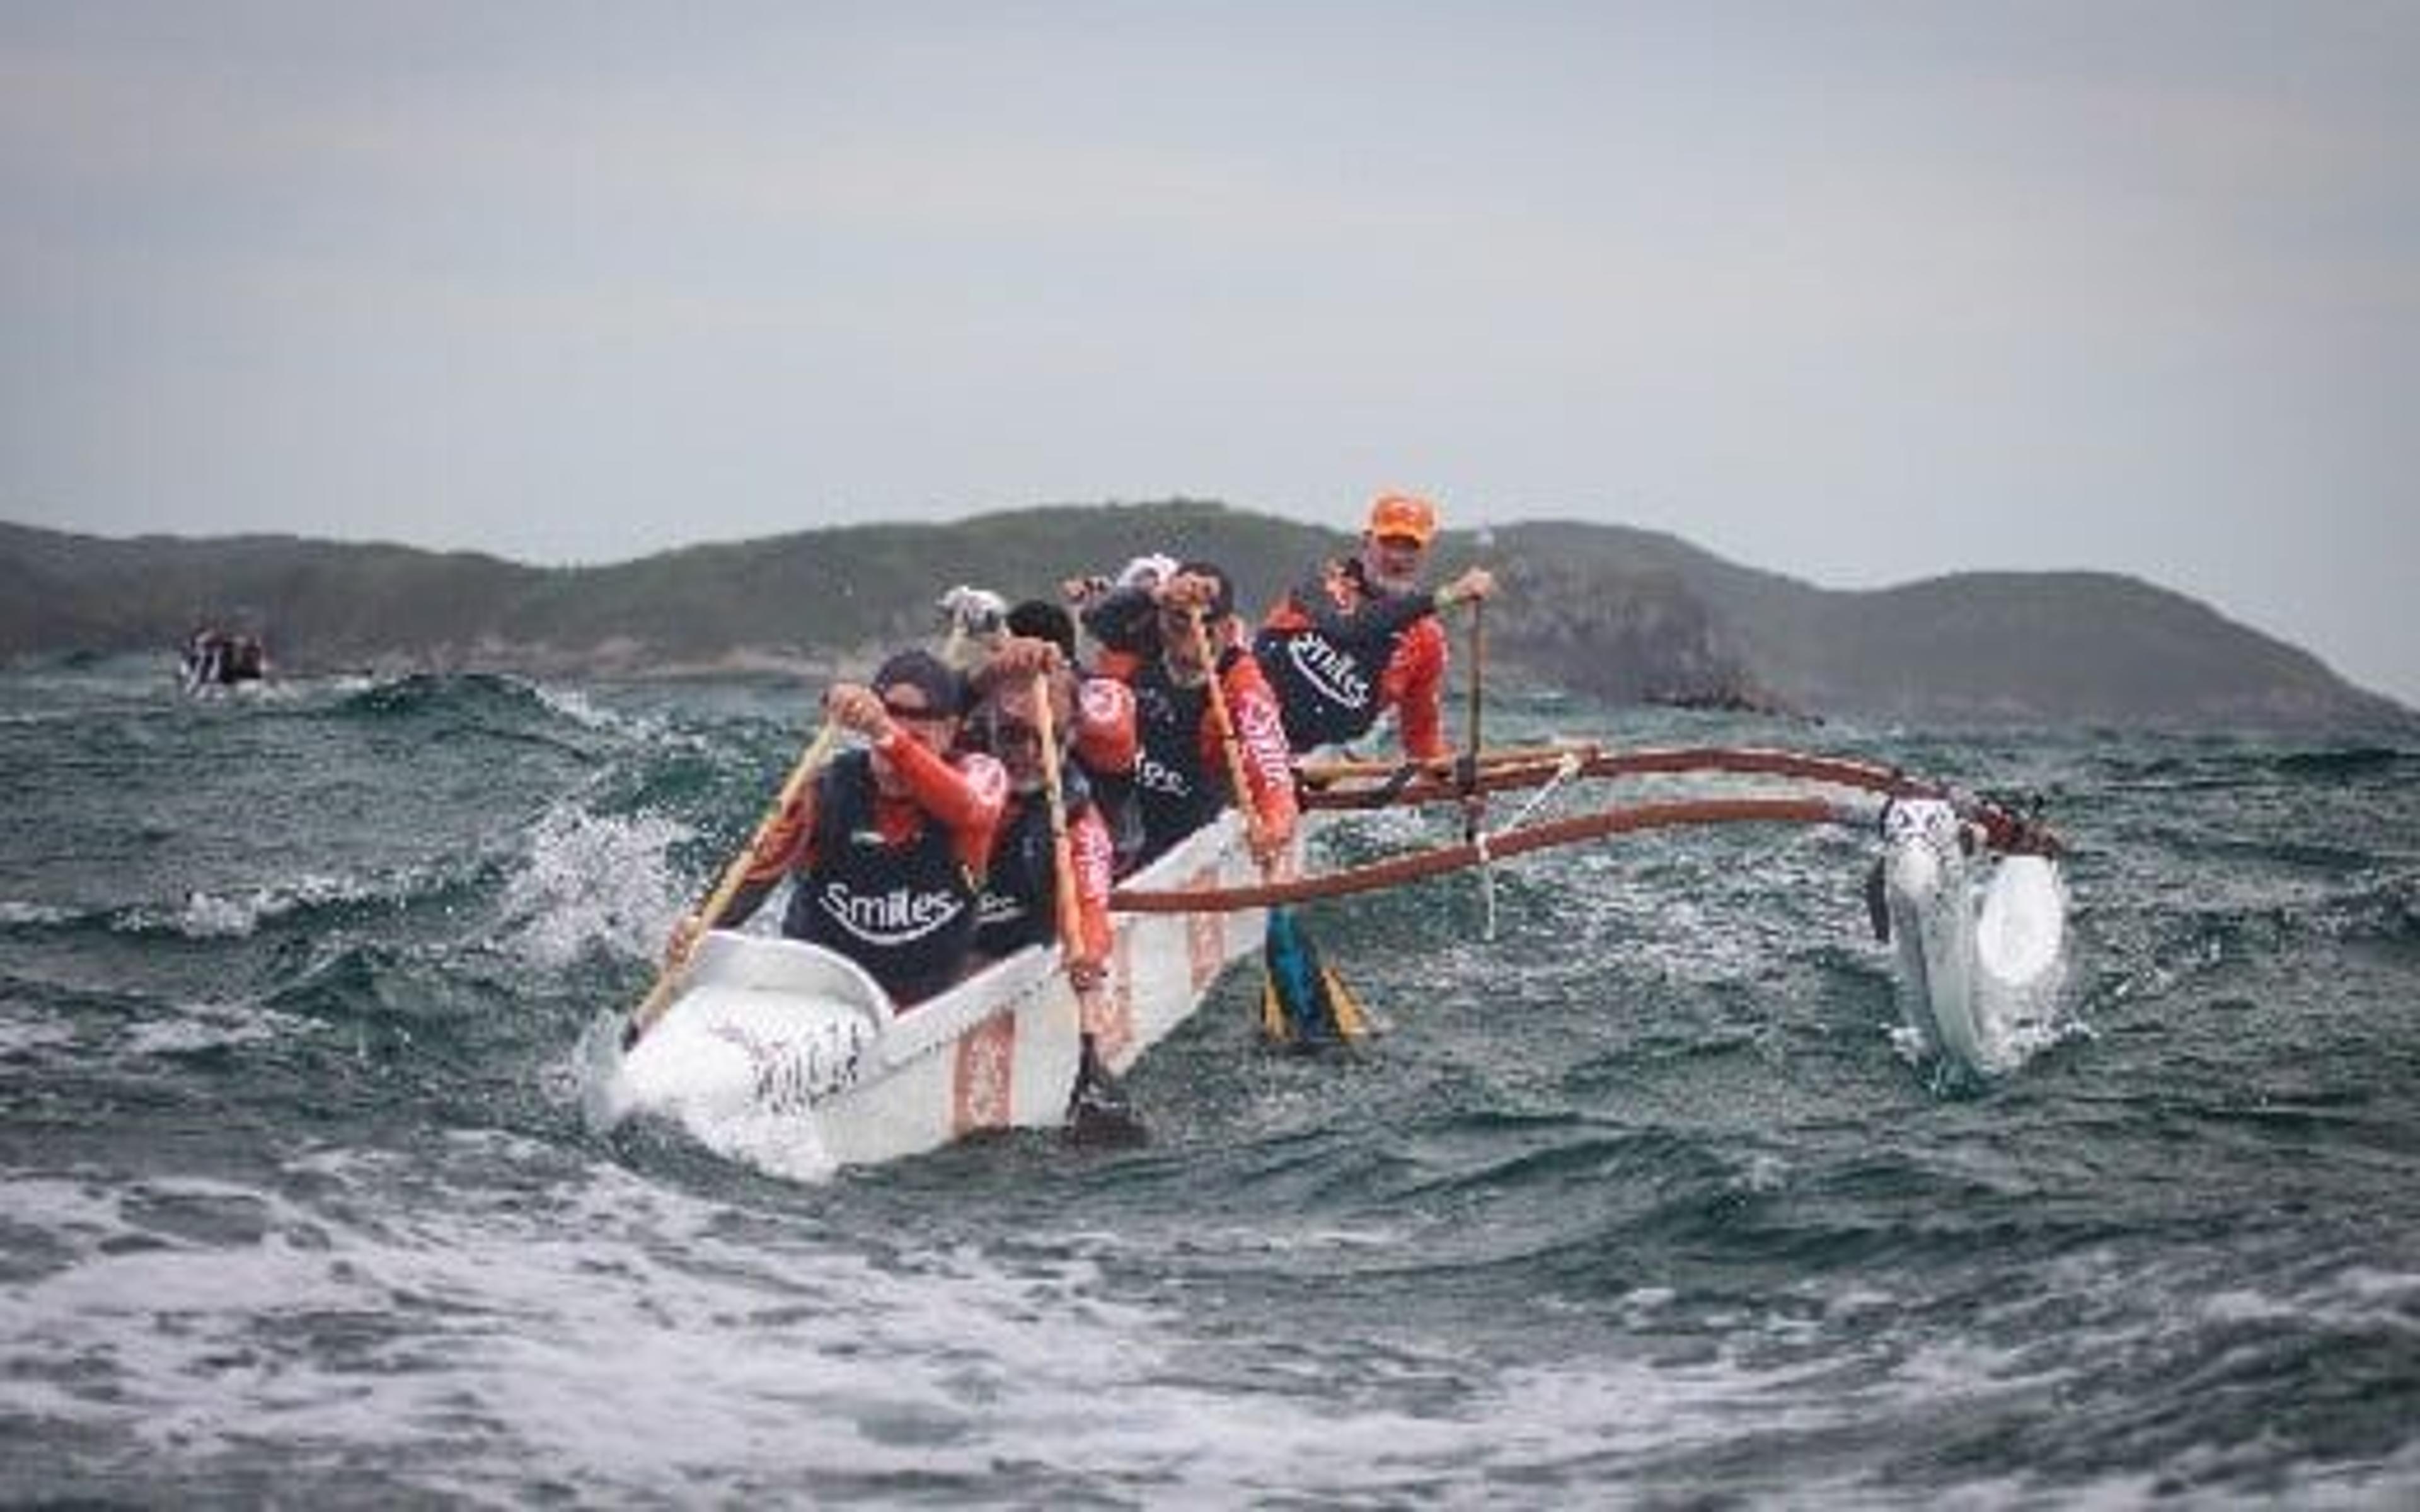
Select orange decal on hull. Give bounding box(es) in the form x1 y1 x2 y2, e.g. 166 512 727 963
1097 930 1138 1067
1184 863 1225 993
952 1014 1017 1135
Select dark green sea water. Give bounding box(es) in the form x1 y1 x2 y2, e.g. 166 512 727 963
4 660 2416 1507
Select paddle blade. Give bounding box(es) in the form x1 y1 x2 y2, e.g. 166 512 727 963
1064 1034 1148 1147
1864 856 1892 944
1259 907 1369 1047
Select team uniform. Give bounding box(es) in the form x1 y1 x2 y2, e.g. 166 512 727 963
721 735 1006 1007
974 774 1117 966
1123 634 1298 869
1253 556 1456 759
1066 672 1146 876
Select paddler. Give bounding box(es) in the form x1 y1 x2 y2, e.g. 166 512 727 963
1252 491 1495 760
1062 552 1180 684
984 601 1146 874
962 637 1120 979
960 646 1137 1120
1114 562 1298 872
662 649 1007 1009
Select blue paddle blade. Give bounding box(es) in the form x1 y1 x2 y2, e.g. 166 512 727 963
1260 907 1369 1046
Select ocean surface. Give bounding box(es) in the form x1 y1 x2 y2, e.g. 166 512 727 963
4 659 2416 1508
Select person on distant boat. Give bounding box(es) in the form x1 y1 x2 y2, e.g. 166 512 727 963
180 627 268 693
672 649 1007 1009
228 634 266 682
179 628 222 693
1110 562 1298 872
1253 491 1495 760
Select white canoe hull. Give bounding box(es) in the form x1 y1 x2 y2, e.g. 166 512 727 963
612 812 1268 1172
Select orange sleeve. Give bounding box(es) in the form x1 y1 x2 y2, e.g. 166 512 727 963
1383 617 1451 760
1067 803 1117 966
1257 587 1311 634
713 779 817 929
1090 648 1144 684
1221 656 1300 844
739 788 815 890
877 733 1008 872
1073 675 1138 776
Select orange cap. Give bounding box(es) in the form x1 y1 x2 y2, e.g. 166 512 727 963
1366 492 1438 546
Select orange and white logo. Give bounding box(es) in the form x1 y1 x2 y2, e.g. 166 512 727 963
952 1014 1017 1134
1184 863 1224 992
1095 932 1138 1067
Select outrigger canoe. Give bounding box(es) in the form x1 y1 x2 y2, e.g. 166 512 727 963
608 741 2070 1174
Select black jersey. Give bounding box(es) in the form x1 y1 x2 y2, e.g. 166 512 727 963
783 750 981 1006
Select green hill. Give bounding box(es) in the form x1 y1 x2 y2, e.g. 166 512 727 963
3 504 2406 731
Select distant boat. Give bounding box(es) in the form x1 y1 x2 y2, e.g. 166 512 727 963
178 628 269 696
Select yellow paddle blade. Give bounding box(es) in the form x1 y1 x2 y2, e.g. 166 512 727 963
1259 907 1369 1046
1320 966 1371 1041
1260 977 1291 1043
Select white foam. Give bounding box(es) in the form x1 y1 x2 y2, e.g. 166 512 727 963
129 1000 321 1056
524 680 630 732
663 1102 842 1186
0 898 78 926
117 872 380 940
4 1144 2288 1503
499 803 693 970
0 1014 76 1053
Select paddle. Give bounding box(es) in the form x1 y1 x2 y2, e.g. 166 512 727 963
1032 669 1144 1143
624 719 841 1048
1189 609 1368 1046
1460 595 1499 936
1463 597 1485 802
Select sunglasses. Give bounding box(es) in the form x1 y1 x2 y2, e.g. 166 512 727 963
882 698 951 723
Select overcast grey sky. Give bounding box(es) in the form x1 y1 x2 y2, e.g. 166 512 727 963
4 1 2414 702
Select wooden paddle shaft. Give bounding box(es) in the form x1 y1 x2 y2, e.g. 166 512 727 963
1030 669 1085 956
1296 740 1601 784
1190 610 1257 819
1465 596 1484 760
629 720 839 1040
